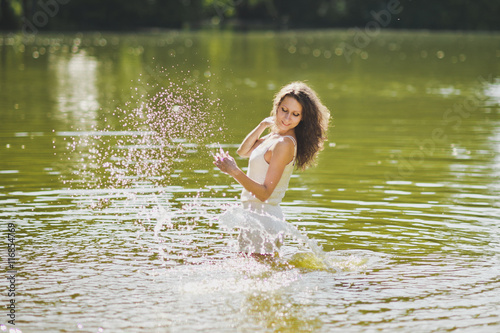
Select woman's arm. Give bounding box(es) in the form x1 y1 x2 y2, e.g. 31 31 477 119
236 117 274 158
214 139 294 202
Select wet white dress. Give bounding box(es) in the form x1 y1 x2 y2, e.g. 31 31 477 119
237 134 297 254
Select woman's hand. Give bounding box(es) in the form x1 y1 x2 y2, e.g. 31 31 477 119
213 147 238 176
236 117 274 158
260 116 275 128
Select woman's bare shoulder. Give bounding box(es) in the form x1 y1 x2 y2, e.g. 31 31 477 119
270 136 295 158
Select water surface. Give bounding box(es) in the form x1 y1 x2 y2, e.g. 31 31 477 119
0 30 499 332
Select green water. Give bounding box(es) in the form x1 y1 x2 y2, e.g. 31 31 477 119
0 30 499 332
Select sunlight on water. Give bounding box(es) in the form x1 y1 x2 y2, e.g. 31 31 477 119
55 52 100 131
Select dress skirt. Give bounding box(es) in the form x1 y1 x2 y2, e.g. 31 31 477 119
219 201 288 254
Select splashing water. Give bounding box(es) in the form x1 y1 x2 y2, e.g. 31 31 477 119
217 204 365 272
63 65 225 190
59 64 365 272
218 205 321 252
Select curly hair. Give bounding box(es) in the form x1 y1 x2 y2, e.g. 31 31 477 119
270 82 331 170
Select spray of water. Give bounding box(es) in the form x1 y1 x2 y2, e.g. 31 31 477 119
218 205 335 269
64 65 225 190
60 63 367 272
60 64 233 265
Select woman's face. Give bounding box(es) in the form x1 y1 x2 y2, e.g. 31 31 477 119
275 96 303 133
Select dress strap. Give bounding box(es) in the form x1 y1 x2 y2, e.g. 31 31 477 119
282 135 297 147
282 135 297 166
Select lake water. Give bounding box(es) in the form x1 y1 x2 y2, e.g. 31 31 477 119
0 30 499 332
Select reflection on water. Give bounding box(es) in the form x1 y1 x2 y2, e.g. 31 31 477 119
54 51 99 131
0 30 499 332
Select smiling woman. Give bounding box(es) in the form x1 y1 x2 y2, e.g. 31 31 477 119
214 82 330 254
273 96 303 133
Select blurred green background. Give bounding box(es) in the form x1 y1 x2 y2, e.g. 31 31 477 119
1 0 500 32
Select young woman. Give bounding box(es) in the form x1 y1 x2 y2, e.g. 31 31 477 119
214 81 330 254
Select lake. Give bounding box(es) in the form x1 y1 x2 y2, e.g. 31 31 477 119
0 29 499 332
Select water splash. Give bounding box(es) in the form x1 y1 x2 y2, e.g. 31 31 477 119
57 63 362 273
213 203 382 272
63 65 225 190
153 205 173 239
217 204 342 269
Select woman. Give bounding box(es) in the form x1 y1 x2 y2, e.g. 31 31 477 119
214 81 330 254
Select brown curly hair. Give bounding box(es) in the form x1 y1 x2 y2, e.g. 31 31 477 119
270 82 330 170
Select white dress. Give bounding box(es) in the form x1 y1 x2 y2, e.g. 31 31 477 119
238 134 297 254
